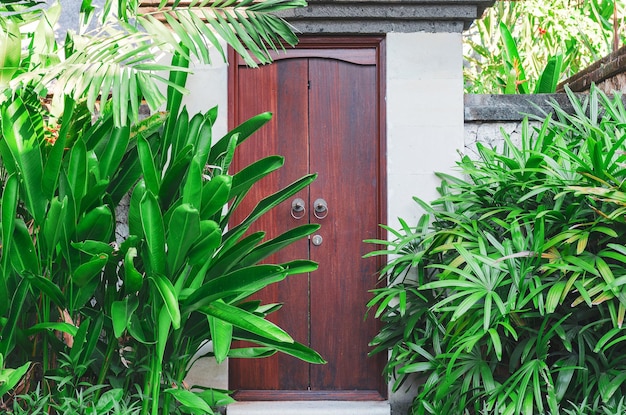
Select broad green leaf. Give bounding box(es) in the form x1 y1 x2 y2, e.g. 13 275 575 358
229 155 284 206
140 191 166 276
76 206 113 242
0 361 30 397
165 389 214 414
166 204 202 275
111 297 139 338
129 180 147 237
137 135 161 196
200 174 232 219
0 99 46 224
199 301 292 343
239 224 320 268
124 247 144 293
159 144 193 207
66 138 88 210
208 309 233 364
208 112 272 164
499 22 527 94
192 116 213 168
42 196 66 259
196 388 235 407
233 330 326 364
1 174 18 285
71 240 115 256
280 260 319 275
207 232 265 279
183 265 287 313
23 322 78 337
69 318 90 362
187 220 221 266
99 126 131 179
77 315 103 377
150 274 181 330
228 347 276 359
10 219 39 275
0 279 29 357
182 159 203 210
96 389 124 413
534 54 563 94
72 254 108 288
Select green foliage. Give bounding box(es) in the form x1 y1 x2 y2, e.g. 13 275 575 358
367 87 626 414
0 0 306 125
0 1 323 413
464 0 626 93
0 80 323 413
11 384 142 415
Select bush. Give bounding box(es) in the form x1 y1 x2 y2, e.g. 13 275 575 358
367 87 626 414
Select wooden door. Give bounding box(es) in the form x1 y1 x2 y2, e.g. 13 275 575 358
228 38 386 401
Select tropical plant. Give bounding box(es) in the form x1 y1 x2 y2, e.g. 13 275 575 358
464 0 626 93
0 0 326 414
367 86 626 414
11 385 143 415
1 0 305 125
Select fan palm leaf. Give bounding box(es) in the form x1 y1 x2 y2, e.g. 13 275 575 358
1 0 306 125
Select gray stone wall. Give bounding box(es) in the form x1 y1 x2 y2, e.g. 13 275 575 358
464 94 626 159
463 93 589 158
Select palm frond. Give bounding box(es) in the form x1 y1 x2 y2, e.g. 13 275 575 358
3 0 306 125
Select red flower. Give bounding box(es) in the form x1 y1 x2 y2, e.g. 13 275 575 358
538 27 547 36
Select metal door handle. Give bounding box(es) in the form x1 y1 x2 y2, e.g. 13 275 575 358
313 198 328 219
291 198 306 219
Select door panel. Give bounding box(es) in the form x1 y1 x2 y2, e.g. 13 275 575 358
229 40 385 399
230 58 311 391
308 59 380 391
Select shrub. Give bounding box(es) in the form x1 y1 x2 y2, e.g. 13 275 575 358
367 87 626 414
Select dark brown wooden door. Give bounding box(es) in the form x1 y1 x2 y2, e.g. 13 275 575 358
229 39 386 401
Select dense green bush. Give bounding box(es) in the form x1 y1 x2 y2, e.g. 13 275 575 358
368 87 626 414
464 0 625 93
0 1 322 414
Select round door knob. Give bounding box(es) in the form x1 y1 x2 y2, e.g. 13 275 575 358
312 234 323 246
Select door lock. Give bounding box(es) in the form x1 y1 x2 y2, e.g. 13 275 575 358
311 234 323 246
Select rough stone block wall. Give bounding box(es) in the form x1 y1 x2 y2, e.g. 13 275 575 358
463 93 590 159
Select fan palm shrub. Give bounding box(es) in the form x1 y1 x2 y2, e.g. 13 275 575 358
368 87 626 414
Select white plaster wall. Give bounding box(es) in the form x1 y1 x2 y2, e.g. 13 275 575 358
386 32 464 232
386 32 463 414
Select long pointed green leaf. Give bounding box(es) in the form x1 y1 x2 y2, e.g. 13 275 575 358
99 126 131 179
140 191 166 276
151 274 181 330
233 330 326 364
0 98 46 224
111 296 139 338
208 309 233 364
166 204 201 275
199 300 292 343
183 265 287 313
208 112 272 164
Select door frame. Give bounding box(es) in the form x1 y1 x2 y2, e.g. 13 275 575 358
227 36 388 400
